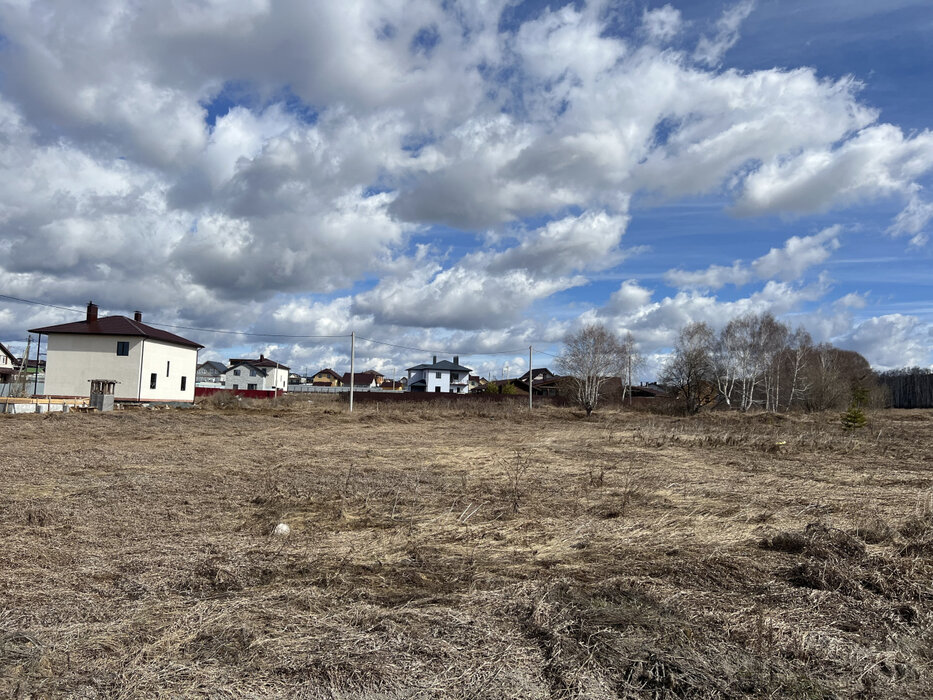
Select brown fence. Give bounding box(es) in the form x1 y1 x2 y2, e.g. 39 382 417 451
195 387 283 400
349 391 567 406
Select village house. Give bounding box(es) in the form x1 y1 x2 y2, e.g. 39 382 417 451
468 375 488 392
341 370 384 388
310 368 343 386
28 302 202 402
0 342 18 389
518 367 556 383
407 356 472 394
224 355 289 393
196 361 227 386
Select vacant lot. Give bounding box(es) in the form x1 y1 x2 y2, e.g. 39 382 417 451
1 400 932 698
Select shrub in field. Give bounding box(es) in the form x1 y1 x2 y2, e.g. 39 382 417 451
841 387 869 430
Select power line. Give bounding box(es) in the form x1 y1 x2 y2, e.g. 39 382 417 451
0 293 84 314
357 334 530 358
146 321 349 340
0 292 350 340
1 291 560 356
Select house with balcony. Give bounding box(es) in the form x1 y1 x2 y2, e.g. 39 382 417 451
196 360 228 386
407 356 472 394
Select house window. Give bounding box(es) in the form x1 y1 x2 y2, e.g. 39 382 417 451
116 342 129 356
166 361 170 376
247 383 257 390
180 376 186 391
150 373 157 389
436 372 441 378
435 386 441 393
451 373 458 381
233 369 241 376
250 369 257 377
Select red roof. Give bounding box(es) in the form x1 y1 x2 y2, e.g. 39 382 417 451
29 316 203 349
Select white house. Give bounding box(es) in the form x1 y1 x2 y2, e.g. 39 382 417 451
224 355 289 392
196 360 227 387
407 356 472 394
0 342 17 385
29 302 203 402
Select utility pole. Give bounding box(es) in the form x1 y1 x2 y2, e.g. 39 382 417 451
33 334 41 397
529 345 533 410
349 331 355 413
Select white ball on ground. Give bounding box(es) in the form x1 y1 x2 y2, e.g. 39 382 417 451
273 523 291 536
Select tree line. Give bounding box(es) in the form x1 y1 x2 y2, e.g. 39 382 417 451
877 367 933 409
556 313 926 415
659 313 887 413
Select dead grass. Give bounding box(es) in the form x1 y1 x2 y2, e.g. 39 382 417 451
1 403 932 698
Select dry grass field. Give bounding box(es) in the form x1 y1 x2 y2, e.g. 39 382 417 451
1 398 932 698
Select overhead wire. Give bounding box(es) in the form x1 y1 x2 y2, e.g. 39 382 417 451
1 292 561 358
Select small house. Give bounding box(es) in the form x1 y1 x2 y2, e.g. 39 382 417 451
196 361 227 386
225 355 290 393
310 368 343 386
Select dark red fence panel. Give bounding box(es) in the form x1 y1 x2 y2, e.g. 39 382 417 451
195 388 283 399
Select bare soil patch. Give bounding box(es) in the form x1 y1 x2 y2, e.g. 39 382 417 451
2 400 932 698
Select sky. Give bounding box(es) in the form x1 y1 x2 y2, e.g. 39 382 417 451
1 0 932 380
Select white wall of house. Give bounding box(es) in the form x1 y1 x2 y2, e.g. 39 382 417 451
139 340 198 402
270 366 289 392
43 335 197 401
425 370 450 393
226 364 289 392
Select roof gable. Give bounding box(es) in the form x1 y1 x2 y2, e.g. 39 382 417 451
0 342 18 365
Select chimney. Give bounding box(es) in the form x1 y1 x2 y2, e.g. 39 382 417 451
260 354 265 361
432 355 437 364
453 355 459 365
87 301 98 322
133 311 142 322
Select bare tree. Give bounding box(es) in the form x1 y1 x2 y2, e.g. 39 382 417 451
758 314 789 412
619 331 644 404
557 324 628 416
780 327 813 411
9 335 32 398
660 322 715 414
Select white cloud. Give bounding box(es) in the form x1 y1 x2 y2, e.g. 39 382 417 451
751 226 842 280
665 226 841 289
665 262 751 290
642 5 683 43
735 124 933 216
693 0 756 67
835 314 932 369
887 194 933 245
0 1 930 373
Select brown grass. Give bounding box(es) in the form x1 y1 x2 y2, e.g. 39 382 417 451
1 400 932 698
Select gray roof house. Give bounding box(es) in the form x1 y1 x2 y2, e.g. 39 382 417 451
407 356 473 394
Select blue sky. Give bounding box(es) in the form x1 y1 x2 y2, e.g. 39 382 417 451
0 0 931 378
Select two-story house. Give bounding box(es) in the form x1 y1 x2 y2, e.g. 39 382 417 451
28 302 202 402
407 356 472 394
196 361 228 386
225 355 290 393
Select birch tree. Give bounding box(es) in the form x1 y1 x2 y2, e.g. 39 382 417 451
557 324 627 416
